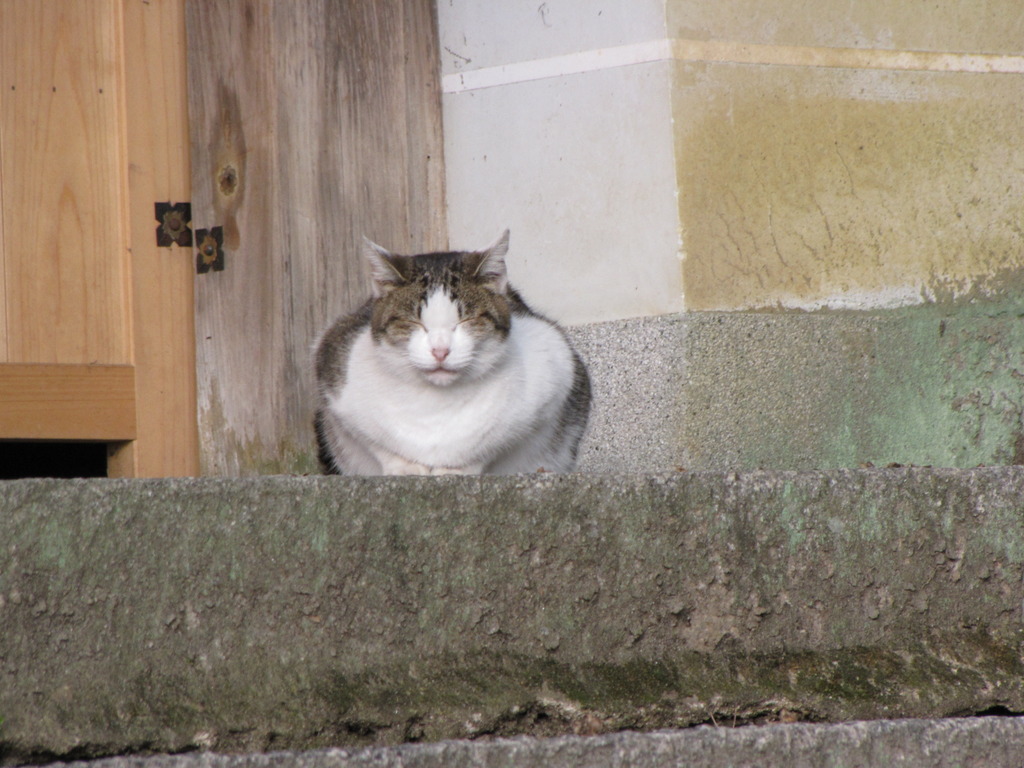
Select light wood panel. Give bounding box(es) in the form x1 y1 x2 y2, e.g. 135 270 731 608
0 83 6 357
0 0 131 365
0 363 135 441
109 0 199 477
186 0 447 474
0 1 198 477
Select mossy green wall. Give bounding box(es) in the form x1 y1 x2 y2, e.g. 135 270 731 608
677 304 1024 470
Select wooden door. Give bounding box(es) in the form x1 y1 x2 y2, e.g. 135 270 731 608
0 0 199 477
186 0 447 474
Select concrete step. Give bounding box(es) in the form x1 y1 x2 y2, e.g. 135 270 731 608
2 470 1023 764
568 307 1024 472
49 718 1024 768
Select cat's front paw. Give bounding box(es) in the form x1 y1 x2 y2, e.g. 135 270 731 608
430 464 484 476
377 453 434 476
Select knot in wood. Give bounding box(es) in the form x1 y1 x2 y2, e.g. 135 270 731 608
218 164 239 196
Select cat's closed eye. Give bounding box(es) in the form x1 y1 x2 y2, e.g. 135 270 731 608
381 315 419 335
457 313 490 325
472 311 501 328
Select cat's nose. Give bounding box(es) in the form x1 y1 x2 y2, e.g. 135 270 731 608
432 346 450 363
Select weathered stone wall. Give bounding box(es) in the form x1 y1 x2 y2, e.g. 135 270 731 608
571 305 1024 472
2 470 1022 763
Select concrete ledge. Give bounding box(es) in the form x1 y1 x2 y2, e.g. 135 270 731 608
2 470 1024 762
51 718 1024 768
569 306 1024 472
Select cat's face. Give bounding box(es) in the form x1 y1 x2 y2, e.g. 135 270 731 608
365 233 512 387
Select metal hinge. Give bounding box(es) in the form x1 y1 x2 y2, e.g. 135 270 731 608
155 202 224 274
195 227 225 274
154 202 193 248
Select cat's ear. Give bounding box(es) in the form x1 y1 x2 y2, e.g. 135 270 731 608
470 229 510 294
363 237 407 297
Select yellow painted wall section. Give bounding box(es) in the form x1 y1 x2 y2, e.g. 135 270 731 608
666 0 1024 311
675 64 1024 310
667 0 1024 56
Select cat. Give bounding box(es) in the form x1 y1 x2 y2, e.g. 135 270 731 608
313 230 591 475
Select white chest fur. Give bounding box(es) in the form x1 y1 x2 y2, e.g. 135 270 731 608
327 314 575 471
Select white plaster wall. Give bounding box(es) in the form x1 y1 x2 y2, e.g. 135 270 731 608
439 1 669 74
438 0 684 325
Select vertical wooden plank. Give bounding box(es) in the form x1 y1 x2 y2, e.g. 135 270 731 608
0 6 8 361
0 51 7 361
187 0 283 475
108 0 199 477
0 0 132 365
187 0 447 475
1 3 14 363
400 0 448 252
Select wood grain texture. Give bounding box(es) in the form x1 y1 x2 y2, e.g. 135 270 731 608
0 363 136 441
187 0 447 474
109 0 200 477
0 0 132 365
0 73 6 358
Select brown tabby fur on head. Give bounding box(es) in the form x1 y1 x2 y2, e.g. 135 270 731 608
368 250 512 351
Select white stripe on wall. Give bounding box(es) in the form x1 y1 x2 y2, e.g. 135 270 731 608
442 38 1024 94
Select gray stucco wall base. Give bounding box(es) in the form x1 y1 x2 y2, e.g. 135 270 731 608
569 306 1024 472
